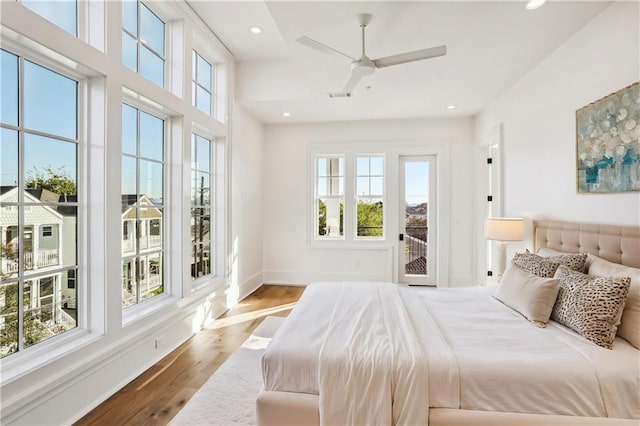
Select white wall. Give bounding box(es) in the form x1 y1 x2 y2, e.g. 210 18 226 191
262 117 476 287
475 1 640 247
230 106 264 301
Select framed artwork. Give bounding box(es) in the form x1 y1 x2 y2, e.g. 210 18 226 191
576 81 640 193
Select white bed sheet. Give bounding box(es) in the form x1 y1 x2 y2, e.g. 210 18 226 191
261 283 639 420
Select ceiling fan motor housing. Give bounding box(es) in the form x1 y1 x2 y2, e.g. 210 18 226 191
352 57 376 76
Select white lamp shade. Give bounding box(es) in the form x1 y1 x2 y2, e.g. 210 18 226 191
484 218 524 241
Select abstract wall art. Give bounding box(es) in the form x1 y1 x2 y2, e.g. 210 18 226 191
576 81 640 193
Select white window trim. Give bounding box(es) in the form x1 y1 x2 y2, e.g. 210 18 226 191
120 95 172 322
354 154 386 241
0 41 100 378
308 145 389 247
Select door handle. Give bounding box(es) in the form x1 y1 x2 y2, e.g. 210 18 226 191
399 233 404 241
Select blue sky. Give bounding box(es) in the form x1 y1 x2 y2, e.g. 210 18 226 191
1 50 77 189
405 161 429 206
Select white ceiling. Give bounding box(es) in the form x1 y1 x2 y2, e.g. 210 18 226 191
188 1 611 124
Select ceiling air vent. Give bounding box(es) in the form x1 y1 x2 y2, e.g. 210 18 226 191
328 92 351 98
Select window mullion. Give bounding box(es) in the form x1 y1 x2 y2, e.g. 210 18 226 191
16 55 25 352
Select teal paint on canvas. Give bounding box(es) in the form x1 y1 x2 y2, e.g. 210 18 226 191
576 82 640 193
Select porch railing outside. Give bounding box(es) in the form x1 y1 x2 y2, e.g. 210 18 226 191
1 249 59 273
405 226 428 275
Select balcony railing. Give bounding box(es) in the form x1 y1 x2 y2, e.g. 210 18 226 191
405 226 428 275
1 249 59 274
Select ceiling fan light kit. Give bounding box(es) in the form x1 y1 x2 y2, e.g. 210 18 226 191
296 13 447 97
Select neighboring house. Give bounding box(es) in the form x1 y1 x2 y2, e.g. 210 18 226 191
0 187 77 348
121 194 163 306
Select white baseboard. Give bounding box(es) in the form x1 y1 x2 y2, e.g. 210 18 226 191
263 270 391 285
237 271 263 301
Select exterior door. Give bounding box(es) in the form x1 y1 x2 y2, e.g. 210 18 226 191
399 156 436 285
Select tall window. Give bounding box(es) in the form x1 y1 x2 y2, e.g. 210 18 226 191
315 156 344 239
355 156 384 238
121 103 164 308
192 51 213 115
122 0 165 87
191 134 213 279
0 49 79 357
21 0 77 36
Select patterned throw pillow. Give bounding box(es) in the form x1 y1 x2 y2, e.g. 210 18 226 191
512 251 588 277
551 265 631 349
546 252 588 273
512 252 562 277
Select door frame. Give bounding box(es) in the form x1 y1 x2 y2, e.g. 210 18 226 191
398 155 437 286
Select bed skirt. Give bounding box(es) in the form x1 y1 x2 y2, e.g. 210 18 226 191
256 391 638 426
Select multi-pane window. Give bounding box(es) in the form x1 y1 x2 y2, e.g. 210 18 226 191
0 49 79 358
191 134 213 279
21 0 77 36
121 104 164 308
355 156 384 238
315 156 344 239
192 51 213 115
122 0 165 87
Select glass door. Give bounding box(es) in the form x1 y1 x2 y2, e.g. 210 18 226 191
399 156 436 285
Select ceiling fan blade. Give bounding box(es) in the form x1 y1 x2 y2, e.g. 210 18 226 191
296 36 355 61
342 72 363 94
373 45 447 68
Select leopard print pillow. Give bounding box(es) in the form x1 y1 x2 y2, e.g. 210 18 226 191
512 251 588 277
512 252 561 277
546 252 588 273
551 265 631 349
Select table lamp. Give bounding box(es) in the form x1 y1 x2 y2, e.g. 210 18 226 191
484 217 524 277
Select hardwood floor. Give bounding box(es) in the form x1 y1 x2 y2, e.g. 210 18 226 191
75 284 305 426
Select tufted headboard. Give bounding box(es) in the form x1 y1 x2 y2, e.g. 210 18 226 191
533 220 640 268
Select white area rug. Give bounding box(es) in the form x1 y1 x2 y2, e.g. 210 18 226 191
170 316 284 426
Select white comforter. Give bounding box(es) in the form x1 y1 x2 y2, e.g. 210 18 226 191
261 282 640 424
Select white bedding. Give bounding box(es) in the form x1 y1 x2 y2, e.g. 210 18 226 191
261 282 640 422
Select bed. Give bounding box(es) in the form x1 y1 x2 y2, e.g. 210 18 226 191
256 220 640 425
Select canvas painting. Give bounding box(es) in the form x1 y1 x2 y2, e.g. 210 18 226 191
576 81 640 193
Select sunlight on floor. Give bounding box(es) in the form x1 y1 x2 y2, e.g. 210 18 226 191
207 302 297 329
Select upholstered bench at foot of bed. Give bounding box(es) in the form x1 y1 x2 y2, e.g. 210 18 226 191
256 391 638 426
256 390 319 426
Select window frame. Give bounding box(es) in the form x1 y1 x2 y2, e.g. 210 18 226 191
0 46 84 359
121 0 167 88
354 154 385 241
190 133 214 282
191 50 214 116
120 101 167 310
308 146 389 247
314 155 345 241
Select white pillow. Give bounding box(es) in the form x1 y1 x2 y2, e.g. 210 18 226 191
587 254 640 349
494 262 560 327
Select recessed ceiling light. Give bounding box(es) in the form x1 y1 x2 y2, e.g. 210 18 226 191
447 104 457 110
525 0 546 10
249 26 263 34
282 112 291 117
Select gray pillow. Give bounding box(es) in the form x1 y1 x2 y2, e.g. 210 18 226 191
494 263 560 327
551 265 631 349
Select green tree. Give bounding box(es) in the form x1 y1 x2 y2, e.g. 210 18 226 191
357 200 383 237
25 166 76 196
0 283 50 358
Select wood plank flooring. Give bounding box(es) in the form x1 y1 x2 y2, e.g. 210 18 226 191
75 285 305 426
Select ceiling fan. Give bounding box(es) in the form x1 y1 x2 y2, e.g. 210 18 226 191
296 13 447 97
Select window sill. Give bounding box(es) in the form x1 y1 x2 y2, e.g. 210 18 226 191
122 293 180 327
0 327 100 385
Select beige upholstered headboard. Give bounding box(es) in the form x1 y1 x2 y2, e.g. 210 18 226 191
533 220 640 268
